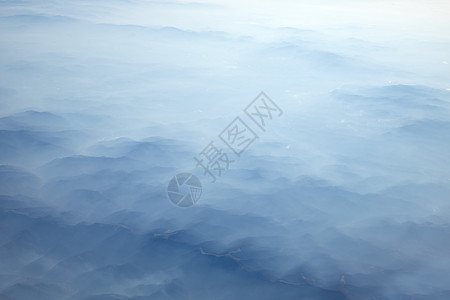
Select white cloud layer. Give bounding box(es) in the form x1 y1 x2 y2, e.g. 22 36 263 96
0 0 449 299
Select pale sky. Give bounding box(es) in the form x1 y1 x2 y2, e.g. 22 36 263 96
3 0 449 41
96 0 450 41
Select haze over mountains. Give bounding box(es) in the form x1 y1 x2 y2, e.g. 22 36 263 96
0 1 449 299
